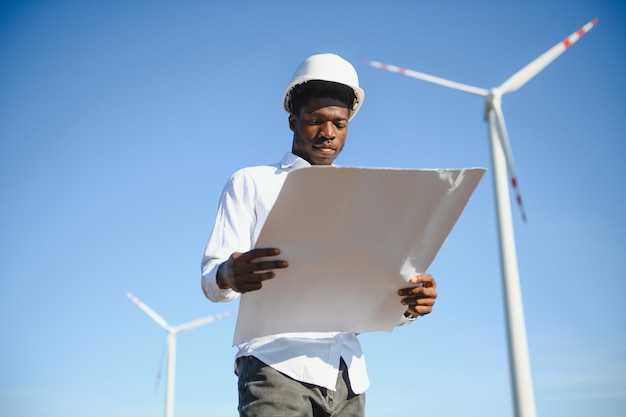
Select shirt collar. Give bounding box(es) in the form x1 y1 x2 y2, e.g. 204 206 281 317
280 152 312 170
280 152 340 169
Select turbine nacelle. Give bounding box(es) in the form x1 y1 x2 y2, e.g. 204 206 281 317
484 88 503 121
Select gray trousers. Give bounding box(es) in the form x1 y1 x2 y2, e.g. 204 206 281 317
237 356 365 417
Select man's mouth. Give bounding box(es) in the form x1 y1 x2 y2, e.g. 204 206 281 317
313 144 336 153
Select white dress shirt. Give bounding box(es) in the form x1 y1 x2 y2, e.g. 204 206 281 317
201 152 371 393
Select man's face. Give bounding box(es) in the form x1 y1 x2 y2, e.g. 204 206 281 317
290 97 350 166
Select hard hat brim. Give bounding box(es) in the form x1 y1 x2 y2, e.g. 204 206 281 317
282 78 365 121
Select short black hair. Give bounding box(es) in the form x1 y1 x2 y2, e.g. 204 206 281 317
288 80 357 116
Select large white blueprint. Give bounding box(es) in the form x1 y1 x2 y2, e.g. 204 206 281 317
233 166 486 345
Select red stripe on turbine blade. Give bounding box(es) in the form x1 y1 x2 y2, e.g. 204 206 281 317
399 67 407 74
510 177 527 221
563 18 599 48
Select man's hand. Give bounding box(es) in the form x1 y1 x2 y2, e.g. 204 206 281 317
217 248 288 294
397 274 438 318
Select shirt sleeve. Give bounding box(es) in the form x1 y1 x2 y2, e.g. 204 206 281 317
201 170 257 302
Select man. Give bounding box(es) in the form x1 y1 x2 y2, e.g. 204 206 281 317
201 53 438 417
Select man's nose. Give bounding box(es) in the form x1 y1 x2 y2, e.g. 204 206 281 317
319 121 336 139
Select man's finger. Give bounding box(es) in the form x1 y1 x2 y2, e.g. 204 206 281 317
237 271 276 283
408 305 433 317
397 286 424 296
231 272 277 293
233 260 289 275
397 286 437 298
236 282 264 293
416 274 436 288
236 247 282 263
401 295 436 306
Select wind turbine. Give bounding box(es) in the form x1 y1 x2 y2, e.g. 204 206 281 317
367 18 598 417
127 292 229 417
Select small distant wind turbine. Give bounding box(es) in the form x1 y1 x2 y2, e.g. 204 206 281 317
127 292 229 417
368 18 598 417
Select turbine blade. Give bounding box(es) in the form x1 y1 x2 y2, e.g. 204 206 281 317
154 341 167 394
367 60 489 97
126 292 172 331
489 105 528 222
174 311 230 333
499 17 599 94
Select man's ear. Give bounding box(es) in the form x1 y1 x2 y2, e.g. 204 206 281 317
288 114 297 132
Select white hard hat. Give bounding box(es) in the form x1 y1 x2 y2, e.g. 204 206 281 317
282 53 365 121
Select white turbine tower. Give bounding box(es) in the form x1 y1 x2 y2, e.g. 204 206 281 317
127 292 229 417
368 18 598 417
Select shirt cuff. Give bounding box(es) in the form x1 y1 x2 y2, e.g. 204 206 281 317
201 265 239 302
398 311 418 326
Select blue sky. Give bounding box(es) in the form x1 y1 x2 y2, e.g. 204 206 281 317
1 1 624 417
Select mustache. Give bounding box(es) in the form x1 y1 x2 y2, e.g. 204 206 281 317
293 135 337 150
313 138 336 149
